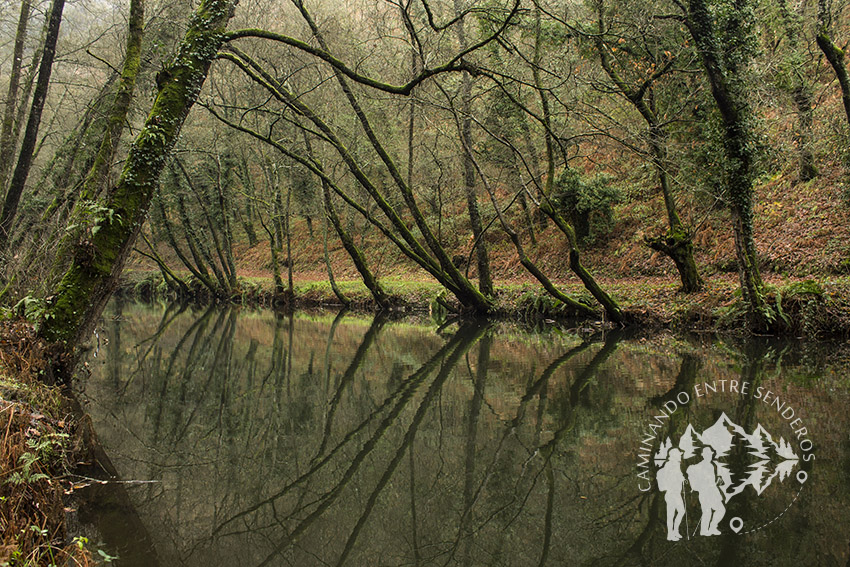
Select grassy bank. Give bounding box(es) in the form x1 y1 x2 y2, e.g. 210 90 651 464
118 270 850 338
0 321 94 566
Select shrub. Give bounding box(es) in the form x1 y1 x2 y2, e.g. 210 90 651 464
552 169 621 244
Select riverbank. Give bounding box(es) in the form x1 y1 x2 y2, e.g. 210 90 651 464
0 321 93 566
118 270 850 338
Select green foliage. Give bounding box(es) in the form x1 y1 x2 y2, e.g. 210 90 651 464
5 433 68 486
785 279 824 298
64 199 121 238
551 169 621 244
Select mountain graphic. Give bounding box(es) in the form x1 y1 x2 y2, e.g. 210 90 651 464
746 423 779 460
657 414 800 502
678 424 704 459
701 412 748 458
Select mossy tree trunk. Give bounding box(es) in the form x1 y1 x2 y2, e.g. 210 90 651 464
776 0 818 182
39 0 238 360
48 0 144 285
684 0 771 329
531 6 623 322
816 0 850 129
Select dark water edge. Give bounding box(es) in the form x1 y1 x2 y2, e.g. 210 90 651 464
74 298 850 566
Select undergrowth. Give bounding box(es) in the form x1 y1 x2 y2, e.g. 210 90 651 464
0 320 93 567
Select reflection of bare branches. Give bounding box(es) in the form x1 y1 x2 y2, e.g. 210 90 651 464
649 353 701 409
538 461 555 567
409 441 421 567
462 334 492 567
333 324 490 567
244 323 487 567
440 338 597 565
211 322 485 551
119 302 190 394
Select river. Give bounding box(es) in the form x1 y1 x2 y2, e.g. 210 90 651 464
76 298 850 566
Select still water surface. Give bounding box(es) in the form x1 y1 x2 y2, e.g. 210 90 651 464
78 299 850 566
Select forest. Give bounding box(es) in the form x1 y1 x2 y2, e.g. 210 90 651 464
1 0 850 362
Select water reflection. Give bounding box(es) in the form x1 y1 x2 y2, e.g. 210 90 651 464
79 300 850 566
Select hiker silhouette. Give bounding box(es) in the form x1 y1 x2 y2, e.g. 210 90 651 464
657 447 685 541
687 446 726 536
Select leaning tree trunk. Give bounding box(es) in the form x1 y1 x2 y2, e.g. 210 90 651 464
39 0 238 365
642 122 703 293
816 0 850 129
303 132 389 308
531 5 623 322
0 0 65 251
48 0 144 284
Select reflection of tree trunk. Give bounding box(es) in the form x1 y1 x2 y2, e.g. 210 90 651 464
622 352 699 561
461 334 491 566
717 344 765 566
313 313 386 461
215 323 487 560
543 333 621 455
650 354 701 408
438 341 594 566
322 309 345 396
538 461 555 567
107 297 123 390
333 323 489 567
409 442 421 567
